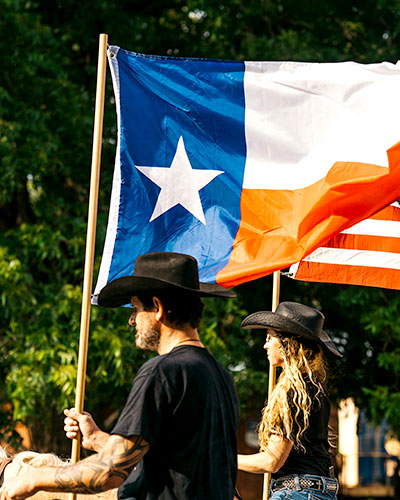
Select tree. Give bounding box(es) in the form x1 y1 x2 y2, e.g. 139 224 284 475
1 0 400 452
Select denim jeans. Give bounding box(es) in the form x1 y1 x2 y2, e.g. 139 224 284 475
270 474 339 500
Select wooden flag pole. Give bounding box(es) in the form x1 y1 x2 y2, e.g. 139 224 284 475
262 270 281 500
69 33 108 499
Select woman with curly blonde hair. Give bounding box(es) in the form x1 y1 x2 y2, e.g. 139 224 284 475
238 302 341 500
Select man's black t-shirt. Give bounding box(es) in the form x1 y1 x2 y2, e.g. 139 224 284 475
112 345 239 500
272 375 332 478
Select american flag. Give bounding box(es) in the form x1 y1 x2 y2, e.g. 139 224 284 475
289 202 400 290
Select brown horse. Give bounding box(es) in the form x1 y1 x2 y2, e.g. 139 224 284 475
0 446 117 500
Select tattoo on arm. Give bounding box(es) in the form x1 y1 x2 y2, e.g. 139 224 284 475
54 435 149 494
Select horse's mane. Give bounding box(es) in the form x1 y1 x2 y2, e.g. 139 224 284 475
9 450 67 468
0 446 8 461
0 445 68 474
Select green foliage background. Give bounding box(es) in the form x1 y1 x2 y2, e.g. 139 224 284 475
1 0 400 452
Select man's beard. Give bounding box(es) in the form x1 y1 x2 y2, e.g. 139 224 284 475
135 327 161 351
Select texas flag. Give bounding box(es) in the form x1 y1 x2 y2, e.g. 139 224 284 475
93 46 400 299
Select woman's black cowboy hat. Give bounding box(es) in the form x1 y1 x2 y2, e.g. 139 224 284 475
97 252 236 308
241 301 342 357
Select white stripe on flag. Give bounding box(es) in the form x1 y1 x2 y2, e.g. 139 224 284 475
243 60 400 190
303 247 400 269
342 219 400 237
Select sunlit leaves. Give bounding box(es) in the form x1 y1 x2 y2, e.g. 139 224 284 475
2 0 400 451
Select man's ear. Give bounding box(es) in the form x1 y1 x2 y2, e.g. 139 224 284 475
153 296 164 321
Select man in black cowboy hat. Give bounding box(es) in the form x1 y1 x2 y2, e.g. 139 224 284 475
0 252 239 500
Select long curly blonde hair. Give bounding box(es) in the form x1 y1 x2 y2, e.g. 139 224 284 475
258 333 327 453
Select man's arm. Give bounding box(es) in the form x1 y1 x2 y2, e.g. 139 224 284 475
0 434 149 500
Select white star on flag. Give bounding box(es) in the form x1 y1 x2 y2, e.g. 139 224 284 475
136 136 224 224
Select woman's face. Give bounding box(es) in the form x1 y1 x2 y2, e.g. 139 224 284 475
263 328 284 367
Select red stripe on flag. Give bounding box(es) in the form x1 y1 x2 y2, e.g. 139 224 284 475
325 233 400 252
293 260 400 290
370 204 400 221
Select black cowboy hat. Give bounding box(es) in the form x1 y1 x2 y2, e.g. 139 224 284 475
241 301 342 357
97 252 236 307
